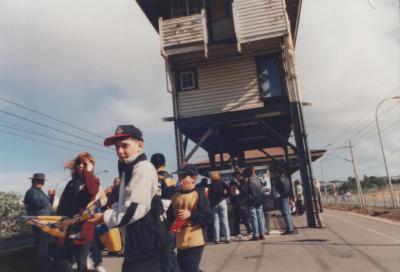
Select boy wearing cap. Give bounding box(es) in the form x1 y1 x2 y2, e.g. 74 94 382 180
167 164 211 272
24 173 55 272
88 125 165 272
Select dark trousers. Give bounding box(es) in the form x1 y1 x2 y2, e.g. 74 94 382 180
160 233 180 272
32 226 52 272
232 205 252 236
295 200 304 215
122 257 160 272
177 246 204 272
55 240 91 272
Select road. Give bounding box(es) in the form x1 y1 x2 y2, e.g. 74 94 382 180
103 209 400 272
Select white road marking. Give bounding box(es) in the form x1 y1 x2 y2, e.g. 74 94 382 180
324 212 400 243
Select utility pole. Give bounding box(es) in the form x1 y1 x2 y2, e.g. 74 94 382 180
348 140 366 208
375 96 400 208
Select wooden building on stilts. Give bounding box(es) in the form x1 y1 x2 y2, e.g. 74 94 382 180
135 0 323 227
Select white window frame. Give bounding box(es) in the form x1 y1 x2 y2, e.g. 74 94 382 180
179 70 196 91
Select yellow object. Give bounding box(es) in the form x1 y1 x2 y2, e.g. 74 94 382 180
99 228 122 252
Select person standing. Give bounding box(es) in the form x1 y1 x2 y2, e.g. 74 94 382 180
294 180 304 216
56 152 100 272
270 169 294 235
241 167 265 241
24 173 55 272
167 164 211 272
313 179 324 212
151 153 180 272
229 171 251 238
88 125 166 272
208 171 230 244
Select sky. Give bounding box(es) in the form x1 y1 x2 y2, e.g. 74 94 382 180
0 0 399 194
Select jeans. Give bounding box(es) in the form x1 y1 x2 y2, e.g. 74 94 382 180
232 205 252 236
279 197 294 232
160 232 180 272
177 246 204 272
32 226 53 272
211 200 230 242
248 205 265 237
90 226 105 266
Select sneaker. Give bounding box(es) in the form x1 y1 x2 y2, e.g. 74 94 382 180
95 265 107 272
224 240 230 244
214 241 220 244
259 235 265 240
236 234 243 239
281 231 294 235
249 236 259 241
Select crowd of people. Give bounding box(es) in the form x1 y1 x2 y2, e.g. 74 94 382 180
24 124 308 272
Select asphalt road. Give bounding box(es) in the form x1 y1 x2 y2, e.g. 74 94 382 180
103 209 400 272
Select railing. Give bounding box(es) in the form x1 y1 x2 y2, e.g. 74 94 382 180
322 189 400 209
159 9 208 57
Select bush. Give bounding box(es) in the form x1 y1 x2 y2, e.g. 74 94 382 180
0 192 31 238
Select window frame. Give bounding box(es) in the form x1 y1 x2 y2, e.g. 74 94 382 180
177 69 198 91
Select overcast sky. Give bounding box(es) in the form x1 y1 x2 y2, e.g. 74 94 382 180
0 0 399 193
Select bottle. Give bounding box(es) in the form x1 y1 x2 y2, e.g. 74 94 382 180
169 217 186 233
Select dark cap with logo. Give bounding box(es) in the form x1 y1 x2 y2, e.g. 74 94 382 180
29 173 46 182
175 164 198 177
104 125 144 146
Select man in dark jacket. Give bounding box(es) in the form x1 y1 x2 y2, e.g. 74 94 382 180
270 168 294 235
241 167 265 240
24 173 55 272
229 171 251 238
151 153 179 272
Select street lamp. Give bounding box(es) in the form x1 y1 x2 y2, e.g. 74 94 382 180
375 96 400 208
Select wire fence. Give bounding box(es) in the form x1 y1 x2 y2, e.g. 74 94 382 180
322 186 400 208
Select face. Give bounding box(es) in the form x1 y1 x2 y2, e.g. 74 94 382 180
179 174 196 191
33 180 44 189
115 137 143 161
75 157 93 176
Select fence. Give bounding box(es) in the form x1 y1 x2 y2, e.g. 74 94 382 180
322 187 400 208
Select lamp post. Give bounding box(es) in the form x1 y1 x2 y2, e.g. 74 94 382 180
375 96 400 208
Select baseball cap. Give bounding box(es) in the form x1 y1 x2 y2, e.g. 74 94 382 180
104 125 143 146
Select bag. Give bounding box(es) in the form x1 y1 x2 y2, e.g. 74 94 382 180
99 228 122 252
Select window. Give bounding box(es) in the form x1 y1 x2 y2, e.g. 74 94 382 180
170 0 203 18
178 70 197 91
256 54 286 99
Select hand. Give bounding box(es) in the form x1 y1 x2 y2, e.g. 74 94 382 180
104 186 113 195
85 161 94 172
178 209 191 220
86 213 104 225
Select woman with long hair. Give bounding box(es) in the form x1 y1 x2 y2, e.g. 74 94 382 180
56 152 100 272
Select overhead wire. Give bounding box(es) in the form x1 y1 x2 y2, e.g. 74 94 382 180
0 129 115 162
0 96 106 139
324 86 400 147
0 122 114 156
0 110 111 150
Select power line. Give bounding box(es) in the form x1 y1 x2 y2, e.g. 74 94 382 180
0 96 106 139
336 103 399 146
0 110 110 149
354 119 400 146
324 86 400 147
0 122 114 156
0 129 114 162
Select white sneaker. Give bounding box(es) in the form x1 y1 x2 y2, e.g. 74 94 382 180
95 264 107 272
